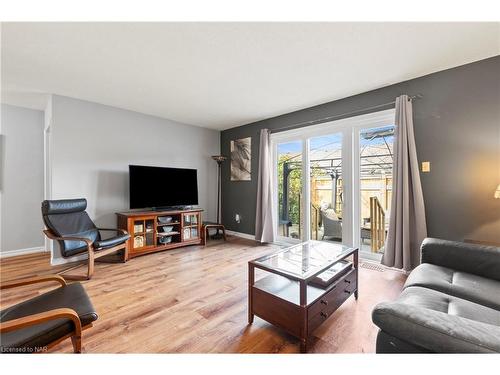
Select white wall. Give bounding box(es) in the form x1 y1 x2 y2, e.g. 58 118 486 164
49 95 220 264
0 104 45 256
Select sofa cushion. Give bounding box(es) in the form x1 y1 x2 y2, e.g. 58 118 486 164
404 263 500 311
372 286 500 353
421 238 500 281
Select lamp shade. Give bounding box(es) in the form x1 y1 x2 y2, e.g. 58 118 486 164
495 184 500 199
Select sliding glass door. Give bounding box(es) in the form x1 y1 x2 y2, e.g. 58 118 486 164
309 133 343 244
276 140 303 240
272 109 395 260
358 124 395 260
273 128 351 245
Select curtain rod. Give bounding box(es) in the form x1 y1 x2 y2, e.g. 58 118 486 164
270 94 423 134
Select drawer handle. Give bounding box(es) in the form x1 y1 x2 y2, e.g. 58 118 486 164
344 289 350 294
320 312 328 318
320 299 328 306
344 279 351 284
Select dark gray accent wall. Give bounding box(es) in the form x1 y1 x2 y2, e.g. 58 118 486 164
220 56 500 243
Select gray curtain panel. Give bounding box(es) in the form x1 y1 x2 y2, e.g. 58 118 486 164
255 129 276 243
382 95 427 271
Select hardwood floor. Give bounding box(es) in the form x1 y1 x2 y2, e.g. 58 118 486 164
0 236 406 353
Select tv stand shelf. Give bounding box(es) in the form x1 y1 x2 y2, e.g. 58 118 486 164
116 208 203 260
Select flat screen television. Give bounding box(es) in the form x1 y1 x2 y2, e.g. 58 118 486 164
129 165 198 209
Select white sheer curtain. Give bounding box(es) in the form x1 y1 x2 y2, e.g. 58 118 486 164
382 95 427 271
255 129 275 243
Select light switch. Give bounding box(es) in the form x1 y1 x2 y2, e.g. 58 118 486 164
421 161 430 172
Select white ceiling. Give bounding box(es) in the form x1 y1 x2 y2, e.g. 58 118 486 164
1 22 499 130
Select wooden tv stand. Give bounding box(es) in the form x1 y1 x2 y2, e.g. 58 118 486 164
116 208 203 260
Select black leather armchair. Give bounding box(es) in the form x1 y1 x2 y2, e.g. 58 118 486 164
42 198 130 280
0 275 97 353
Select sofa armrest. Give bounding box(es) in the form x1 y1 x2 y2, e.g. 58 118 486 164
372 301 500 353
421 238 500 281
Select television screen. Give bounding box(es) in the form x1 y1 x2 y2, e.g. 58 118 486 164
129 165 199 209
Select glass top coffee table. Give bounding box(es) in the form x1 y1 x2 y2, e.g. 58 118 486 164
248 240 358 352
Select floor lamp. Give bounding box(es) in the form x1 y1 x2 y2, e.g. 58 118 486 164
211 155 227 239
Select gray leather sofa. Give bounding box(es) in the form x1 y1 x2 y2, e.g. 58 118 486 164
372 238 500 353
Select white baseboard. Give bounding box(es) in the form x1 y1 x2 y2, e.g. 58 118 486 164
0 246 48 258
225 230 256 241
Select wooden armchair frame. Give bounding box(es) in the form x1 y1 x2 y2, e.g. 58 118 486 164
0 275 92 353
43 228 129 281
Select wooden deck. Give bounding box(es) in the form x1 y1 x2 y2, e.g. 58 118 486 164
0 236 406 353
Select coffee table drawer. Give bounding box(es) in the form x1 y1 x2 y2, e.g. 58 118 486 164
309 269 357 317
307 291 348 333
307 269 357 333
343 268 357 293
